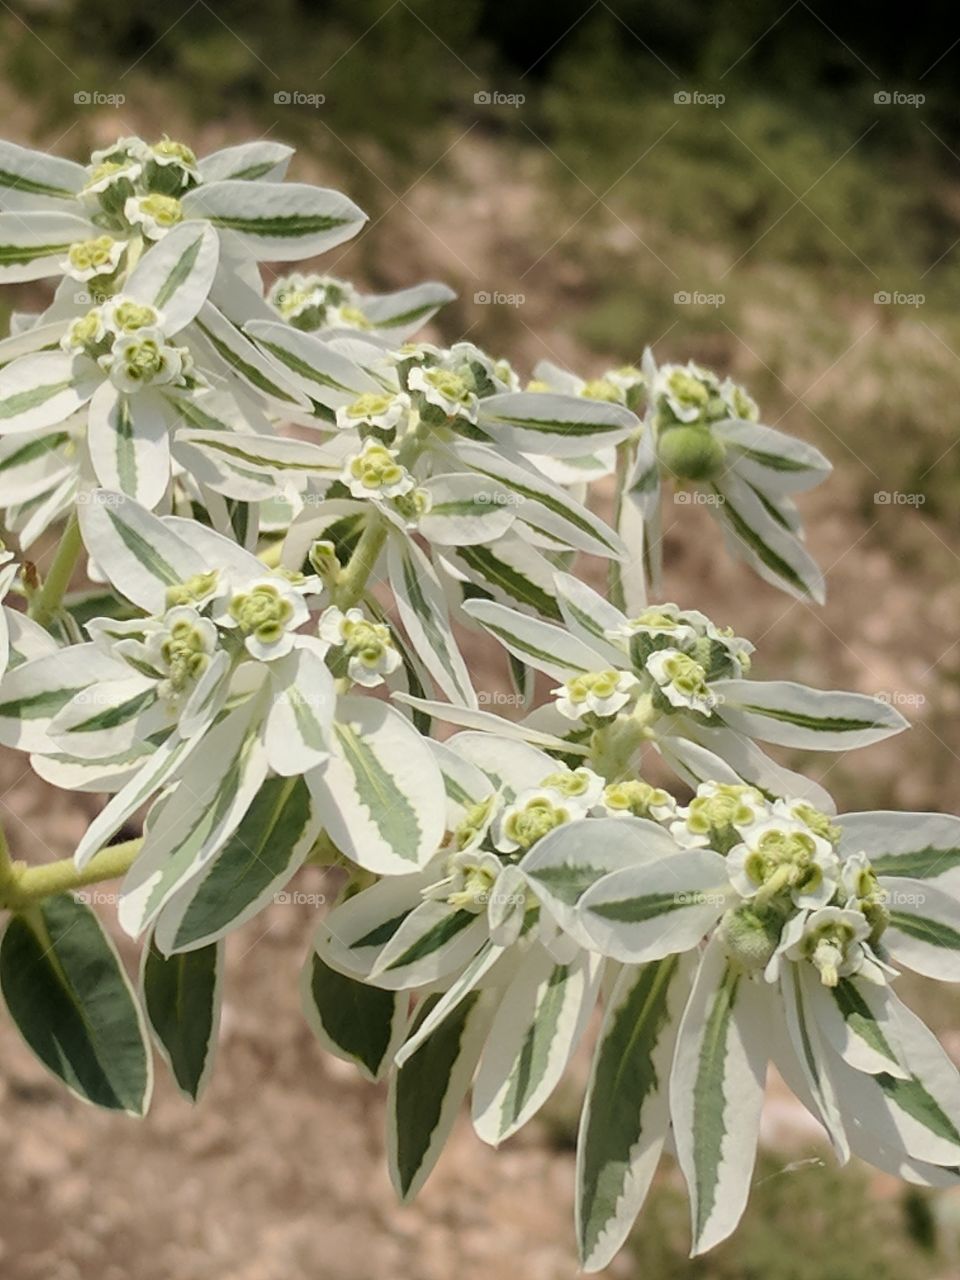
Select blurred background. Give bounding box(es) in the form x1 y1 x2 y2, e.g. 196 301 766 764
2 2 960 1275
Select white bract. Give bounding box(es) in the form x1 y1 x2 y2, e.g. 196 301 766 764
0 131 953 1273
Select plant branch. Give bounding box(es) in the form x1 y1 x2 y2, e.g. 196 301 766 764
333 513 387 610
0 838 142 912
30 511 83 629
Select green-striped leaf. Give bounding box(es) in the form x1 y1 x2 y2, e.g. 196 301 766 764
301 945 405 1082
712 472 825 603
714 419 831 494
578 848 730 963
417 472 518 546
713 678 909 750
369 900 487 990
0 140 86 201
0 894 151 1114
838 812 960 889
477 391 638 458
439 533 563 620
472 947 602 1144
154 775 320 953
577 956 692 1271
126 221 219 333
882 875 960 980
388 532 476 708
670 938 767 1255
307 695 446 875
243 319 384 408
0 211 98 282
141 935 223 1100
87 384 172 508
461 596 601 682
198 141 294 183
0 351 92 435
181 180 366 260
388 989 493 1201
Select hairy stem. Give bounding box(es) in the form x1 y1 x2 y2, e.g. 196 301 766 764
30 511 83 629
0 838 142 912
333 514 387 610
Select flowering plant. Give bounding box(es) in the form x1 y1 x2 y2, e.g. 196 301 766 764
0 132 957 1268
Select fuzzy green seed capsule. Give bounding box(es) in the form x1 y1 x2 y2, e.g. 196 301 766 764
658 425 726 481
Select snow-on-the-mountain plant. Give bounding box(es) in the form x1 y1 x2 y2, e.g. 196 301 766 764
0 131 955 1268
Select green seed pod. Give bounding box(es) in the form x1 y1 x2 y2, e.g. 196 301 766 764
658 425 726 481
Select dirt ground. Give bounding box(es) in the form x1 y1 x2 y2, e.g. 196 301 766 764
2 115 960 1278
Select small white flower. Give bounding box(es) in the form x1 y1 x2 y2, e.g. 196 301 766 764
670 781 767 848
599 779 677 822
61 236 125 283
537 766 606 813
785 905 875 987
646 647 716 715
727 818 839 910
553 668 639 721
101 329 184 394
83 157 142 197
342 439 414 500
124 194 184 240
222 576 309 661
494 787 577 854
609 603 701 651
407 364 479 422
317 605 401 687
335 390 410 433
422 850 503 913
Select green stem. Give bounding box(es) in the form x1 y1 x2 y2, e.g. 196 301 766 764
1 838 142 912
30 511 83 629
333 513 387 610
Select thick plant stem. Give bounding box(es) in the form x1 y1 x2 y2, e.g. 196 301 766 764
333 514 387 610
0 838 142 912
30 511 83 629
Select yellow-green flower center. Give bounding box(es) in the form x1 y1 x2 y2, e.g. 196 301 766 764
112 301 159 333
165 570 219 608
160 620 211 692
136 194 183 227
229 583 293 642
68 236 118 273
348 444 405 491
564 669 623 705
603 779 672 818
502 797 569 850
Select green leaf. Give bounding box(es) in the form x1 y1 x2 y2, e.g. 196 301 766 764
141 935 222 1100
300 948 405 1082
577 956 689 1271
388 990 492 1201
0 894 151 1114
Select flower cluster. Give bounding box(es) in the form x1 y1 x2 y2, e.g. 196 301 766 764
0 130 953 1276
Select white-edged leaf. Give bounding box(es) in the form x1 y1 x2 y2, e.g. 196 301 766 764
806 969 910 1078
191 302 310 408
0 140 86 203
522 816 680 950
438 532 564 620
455 441 626 558
0 643 125 753
0 211 97 282
461 597 604 681
578 849 730 964
87 384 172 508
838 811 960 889
243 319 383 408
79 489 205 613
391 693 590 756
0 351 93 435
443 730 557 800
388 532 476 708
263 644 334 777
476 391 638 458
314 869 433 978
472 945 602 1144
417 472 517 546
126 220 219 333
181 180 366 260
881 875 960 980
307 694 445 875
301 936 406 1082
155 775 320 953
0 893 152 1114
715 419 831 494
670 936 768 1255
140 934 223 1101
577 954 693 1271
363 280 455 338
368 899 488 990
198 141 294 183
712 471 825 603
713 678 909 750
779 963 850 1162
388 988 494 1201
118 699 269 937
